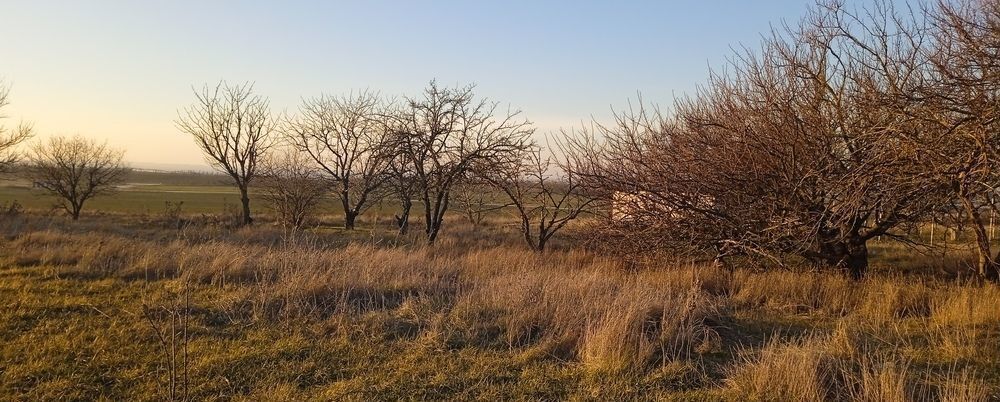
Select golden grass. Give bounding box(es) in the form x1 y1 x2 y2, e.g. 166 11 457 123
725 332 990 401
726 335 837 401
0 215 998 399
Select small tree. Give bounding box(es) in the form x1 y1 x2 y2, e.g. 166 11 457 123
285 91 394 230
395 81 533 243
387 151 417 234
453 177 507 227
176 81 276 226
0 81 34 173
258 149 328 229
486 145 597 252
27 136 128 220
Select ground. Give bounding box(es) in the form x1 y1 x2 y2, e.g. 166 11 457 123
0 173 997 400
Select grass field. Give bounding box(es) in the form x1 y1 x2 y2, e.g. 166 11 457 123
0 170 248 215
0 183 244 214
0 170 509 226
0 210 997 400
0 171 996 400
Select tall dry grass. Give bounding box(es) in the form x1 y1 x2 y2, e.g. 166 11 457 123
2 219 998 398
726 332 990 401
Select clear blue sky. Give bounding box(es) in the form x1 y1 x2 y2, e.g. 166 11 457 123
1 0 820 168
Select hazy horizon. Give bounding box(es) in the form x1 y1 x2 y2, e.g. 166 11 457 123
2 0 819 169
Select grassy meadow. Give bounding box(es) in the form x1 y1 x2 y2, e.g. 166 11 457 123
0 173 998 400
0 170 246 215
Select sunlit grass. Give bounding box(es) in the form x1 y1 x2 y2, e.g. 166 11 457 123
0 214 997 400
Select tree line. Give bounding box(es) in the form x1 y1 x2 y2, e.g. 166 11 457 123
176 80 593 251
0 77 593 252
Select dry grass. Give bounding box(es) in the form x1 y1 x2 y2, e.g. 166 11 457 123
0 214 998 400
939 369 992 402
726 335 837 401
726 332 990 402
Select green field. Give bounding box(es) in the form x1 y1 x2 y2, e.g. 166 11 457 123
0 183 241 215
0 170 243 214
0 170 511 225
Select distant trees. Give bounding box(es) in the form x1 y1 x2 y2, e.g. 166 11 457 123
176 81 276 226
453 178 503 227
485 145 597 252
258 149 328 229
386 150 417 234
27 136 128 220
0 81 34 173
285 91 394 230
394 81 533 243
170 80 540 243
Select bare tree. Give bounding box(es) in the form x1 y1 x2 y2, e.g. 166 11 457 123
916 0 1000 280
27 136 128 220
485 144 597 252
285 91 393 230
176 81 276 226
395 81 533 243
258 149 328 229
562 1 943 278
453 176 507 227
387 151 418 234
0 81 34 173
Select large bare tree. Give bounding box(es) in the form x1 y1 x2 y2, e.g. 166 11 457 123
0 81 34 173
27 136 128 220
395 81 533 243
285 91 393 230
176 81 276 226
563 1 943 278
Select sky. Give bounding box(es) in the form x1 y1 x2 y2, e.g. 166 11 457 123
0 0 819 170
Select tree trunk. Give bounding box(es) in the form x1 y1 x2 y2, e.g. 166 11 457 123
395 198 412 235
344 211 357 230
519 215 534 251
817 238 869 280
426 193 449 244
959 193 999 281
969 218 995 280
536 235 548 253
427 219 442 243
422 194 433 237
340 190 356 230
70 203 82 220
239 189 252 226
843 241 868 280
427 210 444 243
